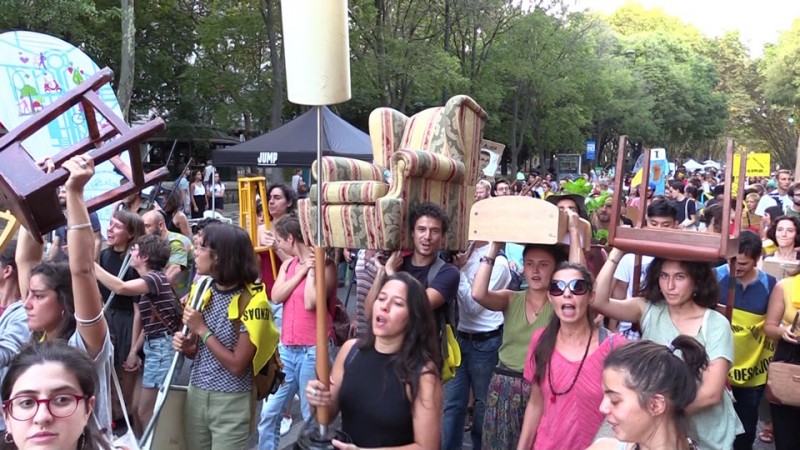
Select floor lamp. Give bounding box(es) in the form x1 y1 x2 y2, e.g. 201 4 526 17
281 1 351 448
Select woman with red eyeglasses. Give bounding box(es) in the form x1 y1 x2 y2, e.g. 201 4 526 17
1 341 112 449
517 262 625 450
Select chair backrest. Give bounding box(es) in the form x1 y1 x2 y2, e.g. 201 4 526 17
368 95 487 183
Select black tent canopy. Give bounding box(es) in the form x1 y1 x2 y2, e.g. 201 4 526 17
213 106 373 167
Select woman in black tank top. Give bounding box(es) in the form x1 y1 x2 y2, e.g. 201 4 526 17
305 272 442 448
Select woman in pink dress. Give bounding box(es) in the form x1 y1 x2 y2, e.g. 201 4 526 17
517 262 624 450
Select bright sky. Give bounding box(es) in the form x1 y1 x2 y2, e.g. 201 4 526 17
573 0 800 56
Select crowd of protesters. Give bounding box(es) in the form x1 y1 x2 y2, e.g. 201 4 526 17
0 153 798 450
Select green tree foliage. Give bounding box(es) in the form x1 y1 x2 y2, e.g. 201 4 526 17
1 0 790 173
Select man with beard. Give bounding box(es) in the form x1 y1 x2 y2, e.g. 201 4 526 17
782 182 800 221
142 209 193 298
47 185 103 262
475 180 492 201
716 231 777 450
592 196 614 234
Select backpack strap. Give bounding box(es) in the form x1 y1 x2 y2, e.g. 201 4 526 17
426 256 445 288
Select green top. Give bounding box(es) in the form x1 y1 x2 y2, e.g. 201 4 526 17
499 291 554 372
642 302 743 450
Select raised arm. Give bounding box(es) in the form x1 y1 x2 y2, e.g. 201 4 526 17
93 262 150 296
64 155 107 357
566 210 585 265
471 242 513 312
593 248 647 324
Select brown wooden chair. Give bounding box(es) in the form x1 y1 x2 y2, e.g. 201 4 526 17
0 68 168 241
608 137 745 263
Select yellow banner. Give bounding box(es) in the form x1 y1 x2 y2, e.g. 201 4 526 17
728 308 775 387
733 153 771 177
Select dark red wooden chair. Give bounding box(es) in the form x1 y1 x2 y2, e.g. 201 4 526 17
0 68 169 241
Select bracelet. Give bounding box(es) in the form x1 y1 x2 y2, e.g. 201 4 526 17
75 311 105 327
480 256 496 266
201 330 214 345
610 259 620 265
66 222 93 231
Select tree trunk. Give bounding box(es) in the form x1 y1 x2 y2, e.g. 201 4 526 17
117 0 135 122
261 0 284 130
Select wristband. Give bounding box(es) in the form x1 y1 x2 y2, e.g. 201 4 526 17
66 222 93 231
480 256 495 266
201 330 214 345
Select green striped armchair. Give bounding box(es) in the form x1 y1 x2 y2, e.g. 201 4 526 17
298 95 487 251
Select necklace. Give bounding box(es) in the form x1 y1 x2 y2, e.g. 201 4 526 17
548 329 593 403
526 293 546 317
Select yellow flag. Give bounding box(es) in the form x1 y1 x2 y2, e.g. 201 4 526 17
630 168 643 189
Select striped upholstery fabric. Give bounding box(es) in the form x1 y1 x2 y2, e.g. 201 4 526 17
312 156 383 183
319 181 390 204
298 95 487 251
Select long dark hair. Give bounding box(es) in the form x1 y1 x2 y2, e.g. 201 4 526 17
359 273 440 403
604 336 708 450
640 258 718 309
202 223 260 287
1 342 112 450
28 262 74 342
532 262 594 384
266 183 297 221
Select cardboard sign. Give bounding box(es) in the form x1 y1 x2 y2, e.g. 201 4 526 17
480 139 504 177
631 148 669 195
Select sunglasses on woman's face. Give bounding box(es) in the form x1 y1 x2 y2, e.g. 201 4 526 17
548 279 591 296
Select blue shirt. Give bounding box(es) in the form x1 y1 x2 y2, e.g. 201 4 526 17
715 265 776 315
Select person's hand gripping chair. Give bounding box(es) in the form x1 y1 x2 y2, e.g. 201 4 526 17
297 95 488 251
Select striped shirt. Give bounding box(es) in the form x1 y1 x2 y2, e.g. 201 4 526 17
139 271 180 337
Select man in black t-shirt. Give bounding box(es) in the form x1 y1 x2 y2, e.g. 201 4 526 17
668 180 697 229
365 203 460 333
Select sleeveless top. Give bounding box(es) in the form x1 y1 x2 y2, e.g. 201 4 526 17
193 182 206 196
280 258 334 346
161 210 181 234
339 346 414 447
781 275 800 326
499 291 553 372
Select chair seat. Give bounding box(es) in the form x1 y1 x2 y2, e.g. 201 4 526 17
314 181 390 205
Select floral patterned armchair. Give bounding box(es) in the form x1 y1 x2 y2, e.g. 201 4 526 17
297 95 487 250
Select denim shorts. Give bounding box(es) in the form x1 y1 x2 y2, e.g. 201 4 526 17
142 333 178 389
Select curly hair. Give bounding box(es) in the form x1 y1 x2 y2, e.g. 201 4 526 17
407 202 450 235
640 258 719 309
766 215 800 249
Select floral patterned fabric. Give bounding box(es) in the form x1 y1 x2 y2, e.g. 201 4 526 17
298 95 486 251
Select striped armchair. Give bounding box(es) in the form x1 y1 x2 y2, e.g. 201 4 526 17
298 95 487 251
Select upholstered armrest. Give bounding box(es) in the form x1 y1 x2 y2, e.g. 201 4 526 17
391 149 466 184
309 181 389 205
312 156 383 183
